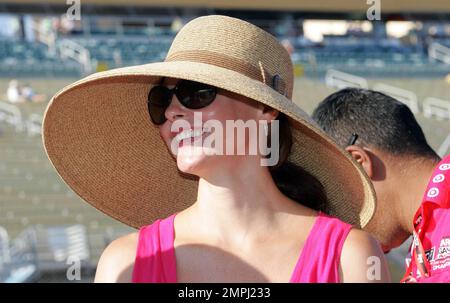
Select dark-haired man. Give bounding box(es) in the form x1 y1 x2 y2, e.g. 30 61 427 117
312 88 450 282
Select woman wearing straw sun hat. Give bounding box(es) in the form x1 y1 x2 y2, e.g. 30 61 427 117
42 15 390 283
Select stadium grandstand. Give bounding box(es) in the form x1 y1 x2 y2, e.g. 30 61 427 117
0 0 449 282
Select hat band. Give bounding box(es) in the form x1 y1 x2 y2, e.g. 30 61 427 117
165 50 287 97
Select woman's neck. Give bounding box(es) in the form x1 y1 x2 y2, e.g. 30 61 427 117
187 160 310 248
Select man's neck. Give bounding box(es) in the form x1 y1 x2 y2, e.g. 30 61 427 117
395 156 441 234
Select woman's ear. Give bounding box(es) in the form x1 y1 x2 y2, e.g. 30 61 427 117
345 145 374 179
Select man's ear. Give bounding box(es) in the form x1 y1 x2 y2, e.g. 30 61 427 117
345 145 374 179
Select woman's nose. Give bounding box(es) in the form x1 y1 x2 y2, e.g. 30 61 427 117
164 94 187 122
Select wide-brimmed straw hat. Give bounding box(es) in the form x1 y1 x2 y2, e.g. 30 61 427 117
42 15 376 229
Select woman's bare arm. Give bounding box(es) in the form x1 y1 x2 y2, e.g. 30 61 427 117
94 232 139 283
340 229 391 283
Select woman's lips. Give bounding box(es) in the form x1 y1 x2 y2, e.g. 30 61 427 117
174 128 212 148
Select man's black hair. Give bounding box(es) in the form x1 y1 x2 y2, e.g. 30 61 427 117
312 88 439 159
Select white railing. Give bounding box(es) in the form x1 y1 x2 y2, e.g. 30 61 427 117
2 228 38 283
438 134 450 158
429 42 450 65
59 39 92 74
324 69 450 122
325 69 369 90
373 83 420 114
0 224 131 282
423 97 450 120
30 18 57 56
0 103 43 136
0 102 24 132
26 113 43 137
0 225 90 282
0 226 11 268
45 225 90 264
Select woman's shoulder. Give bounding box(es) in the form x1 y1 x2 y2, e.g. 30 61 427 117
339 228 391 282
94 231 139 283
342 228 379 254
306 212 391 282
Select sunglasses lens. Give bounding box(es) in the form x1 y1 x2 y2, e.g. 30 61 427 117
148 86 171 125
176 81 217 109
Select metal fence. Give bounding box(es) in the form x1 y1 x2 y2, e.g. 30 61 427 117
0 224 127 283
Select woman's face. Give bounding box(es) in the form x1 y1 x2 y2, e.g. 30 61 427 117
158 78 276 177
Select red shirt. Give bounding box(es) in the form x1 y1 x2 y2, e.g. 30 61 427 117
403 155 450 282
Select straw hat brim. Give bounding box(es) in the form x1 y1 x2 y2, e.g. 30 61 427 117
42 60 376 229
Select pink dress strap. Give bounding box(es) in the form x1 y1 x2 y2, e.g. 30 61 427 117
289 212 353 283
131 213 177 283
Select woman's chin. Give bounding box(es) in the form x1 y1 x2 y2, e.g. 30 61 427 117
176 146 207 174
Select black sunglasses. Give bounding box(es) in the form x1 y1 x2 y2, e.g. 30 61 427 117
147 80 218 125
